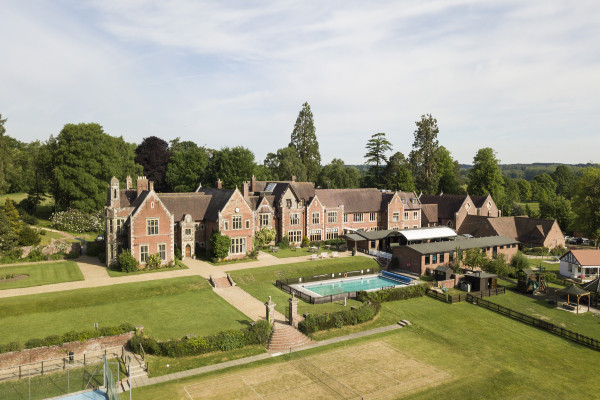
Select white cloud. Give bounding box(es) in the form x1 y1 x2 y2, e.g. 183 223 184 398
0 0 599 165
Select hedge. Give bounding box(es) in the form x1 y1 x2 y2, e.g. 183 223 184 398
129 320 272 358
0 323 135 354
356 283 428 304
298 303 380 334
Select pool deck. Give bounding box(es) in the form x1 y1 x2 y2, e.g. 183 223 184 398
289 273 416 298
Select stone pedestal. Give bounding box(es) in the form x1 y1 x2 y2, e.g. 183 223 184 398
265 296 276 324
288 294 299 327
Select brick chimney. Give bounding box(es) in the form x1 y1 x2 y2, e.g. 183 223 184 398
126 176 132 190
149 181 154 192
242 181 249 200
217 178 222 189
137 176 149 196
291 176 296 182
251 175 256 192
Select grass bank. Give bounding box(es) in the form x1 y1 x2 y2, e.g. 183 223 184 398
0 261 83 290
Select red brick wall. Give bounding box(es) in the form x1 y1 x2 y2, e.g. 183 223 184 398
437 279 456 289
219 190 254 259
306 197 325 241
0 332 133 369
130 192 174 266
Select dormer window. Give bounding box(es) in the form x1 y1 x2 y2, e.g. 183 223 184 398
401 199 406 205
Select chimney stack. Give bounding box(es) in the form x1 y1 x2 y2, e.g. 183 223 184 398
251 175 256 192
242 181 249 200
149 181 154 192
217 178 222 189
291 176 296 182
137 176 149 196
126 176 132 190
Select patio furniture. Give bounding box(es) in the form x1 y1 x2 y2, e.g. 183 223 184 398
310 254 318 260
332 252 339 258
320 253 327 259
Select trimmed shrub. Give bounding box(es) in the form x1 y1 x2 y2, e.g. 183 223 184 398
145 253 162 270
129 320 272 358
210 231 231 260
511 252 529 270
298 303 380 335
356 283 428 304
118 249 139 273
25 338 44 349
0 342 22 353
277 235 290 250
301 236 310 248
174 246 182 261
18 226 41 246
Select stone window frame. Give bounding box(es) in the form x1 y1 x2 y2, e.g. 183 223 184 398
327 211 337 223
290 213 300 225
353 213 363 222
343 213 348 223
158 243 167 261
403 211 409 221
413 211 418 220
224 220 229 230
259 213 270 227
185 228 192 236
232 215 242 230
230 237 246 254
370 212 377 222
310 229 322 242
245 219 250 229
140 245 149 263
312 212 320 224
288 230 302 243
326 228 339 240
147 218 159 235
392 212 400 222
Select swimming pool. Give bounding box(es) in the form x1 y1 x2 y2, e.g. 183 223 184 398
56 390 107 400
301 275 407 296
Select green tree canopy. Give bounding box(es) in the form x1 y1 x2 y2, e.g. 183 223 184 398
0 114 11 194
467 148 505 202
210 231 232 260
500 176 521 216
463 248 487 271
382 152 415 192
264 146 307 182
289 102 321 181
3 198 21 234
135 136 172 192
531 173 557 202
572 167 600 246
318 158 361 189
364 133 392 188
516 179 532 202
436 146 461 194
552 165 575 199
50 123 141 212
206 146 257 189
0 211 18 252
539 194 574 232
165 139 210 192
409 114 440 194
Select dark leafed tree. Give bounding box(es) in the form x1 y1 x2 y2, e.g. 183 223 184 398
289 102 321 182
0 211 18 251
318 158 361 189
436 146 461 194
0 114 11 194
165 138 210 192
50 123 141 212
135 136 172 192
552 165 575 199
409 114 440 194
364 132 392 188
382 152 415 192
264 146 307 182
205 146 257 189
573 167 600 247
467 148 505 202
531 173 557 202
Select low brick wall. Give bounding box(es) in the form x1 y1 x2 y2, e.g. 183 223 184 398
436 279 456 289
0 332 133 369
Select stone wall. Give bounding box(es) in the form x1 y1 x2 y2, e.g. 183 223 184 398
436 279 456 289
0 332 134 369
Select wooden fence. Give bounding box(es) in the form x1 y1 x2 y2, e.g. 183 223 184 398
426 287 505 304
468 295 600 352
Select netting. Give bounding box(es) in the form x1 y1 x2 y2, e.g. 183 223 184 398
104 356 120 400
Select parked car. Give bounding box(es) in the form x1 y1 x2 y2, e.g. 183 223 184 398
569 238 578 245
95 234 104 242
590 240 596 247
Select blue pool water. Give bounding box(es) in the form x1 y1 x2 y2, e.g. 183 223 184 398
57 390 107 400
302 275 407 296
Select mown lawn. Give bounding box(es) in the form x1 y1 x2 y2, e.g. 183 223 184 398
266 246 333 259
0 277 251 345
486 288 600 340
0 261 83 290
229 257 378 316
131 296 600 399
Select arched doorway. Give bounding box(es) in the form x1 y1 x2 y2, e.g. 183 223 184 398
185 244 191 258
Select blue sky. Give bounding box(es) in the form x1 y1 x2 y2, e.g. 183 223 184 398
1 0 599 165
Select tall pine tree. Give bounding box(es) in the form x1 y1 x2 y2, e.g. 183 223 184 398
289 102 321 182
364 132 392 188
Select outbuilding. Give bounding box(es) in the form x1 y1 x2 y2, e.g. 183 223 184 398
463 271 498 292
559 250 600 282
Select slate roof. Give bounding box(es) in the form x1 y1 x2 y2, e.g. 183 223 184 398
406 236 518 255
193 187 234 221
421 204 438 225
419 194 468 220
566 250 600 266
157 193 213 221
582 278 600 294
459 215 558 246
470 195 490 208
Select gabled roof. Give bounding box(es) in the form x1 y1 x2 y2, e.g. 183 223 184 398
558 284 590 296
194 187 234 221
315 188 382 212
289 182 315 202
406 236 518 255
157 193 213 221
421 204 438 225
459 215 559 246
563 250 600 266
470 195 491 208
419 194 469 220
582 277 600 294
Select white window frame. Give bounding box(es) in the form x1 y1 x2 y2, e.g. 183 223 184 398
310 230 322 242
288 230 302 243
326 228 339 240
343 213 348 223
230 237 246 254
259 213 270 227
413 211 418 220
403 211 409 221
147 219 159 235
290 213 300 225
392 212 400 222
232 215 242 230
158 243 166 260
354 213 363 222
370 212 377 222
140 245 149 263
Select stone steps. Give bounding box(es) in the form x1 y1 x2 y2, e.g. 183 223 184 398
212 277 232 288
267 322 313 352
397 319 412 328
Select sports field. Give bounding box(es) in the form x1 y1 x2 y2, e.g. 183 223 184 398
181 341 449 400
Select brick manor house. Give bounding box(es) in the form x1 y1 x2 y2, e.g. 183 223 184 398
104 176 425 266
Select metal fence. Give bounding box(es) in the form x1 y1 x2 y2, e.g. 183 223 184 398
368 249 392 260
0 346 124 382
277 267 383 286
468 294 600 352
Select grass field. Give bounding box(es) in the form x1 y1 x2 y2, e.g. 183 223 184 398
0 261 83 290
518 201 540 213
0 277 251 345
266 246 331 259
131 296 600 399
229 257 377 316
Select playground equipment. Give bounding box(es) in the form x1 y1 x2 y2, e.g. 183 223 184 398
517 268 547 294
